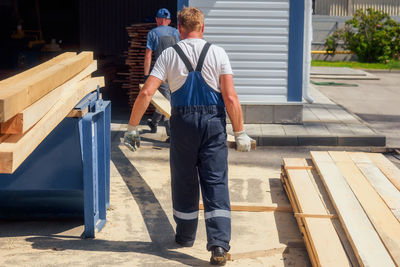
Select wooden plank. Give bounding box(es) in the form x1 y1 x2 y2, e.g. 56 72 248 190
293 213 338 219
349 152 400 220
368 153 400 191
199 203 292 213
281 166 318 266
140 84 256 150
284 158 350 267
67 107 89 118
329 151 400 265
1 61 97 134
0 52 76 89
0 134 9 143
0 52 93 122
310 151 395 267
0 77 104 174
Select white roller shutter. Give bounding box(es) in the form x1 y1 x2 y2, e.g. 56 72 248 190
189 0 290 104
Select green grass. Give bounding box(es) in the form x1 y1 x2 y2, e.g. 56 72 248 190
311 60 400 70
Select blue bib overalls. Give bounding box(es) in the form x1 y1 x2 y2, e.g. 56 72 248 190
170 42 231 251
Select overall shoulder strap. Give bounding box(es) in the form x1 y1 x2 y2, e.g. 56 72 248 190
195 42 212 72
172 44 194 72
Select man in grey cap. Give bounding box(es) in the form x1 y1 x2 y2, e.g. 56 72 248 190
143 8 180 143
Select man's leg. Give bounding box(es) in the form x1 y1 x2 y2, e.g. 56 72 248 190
198 115 231 252
170 111 200 246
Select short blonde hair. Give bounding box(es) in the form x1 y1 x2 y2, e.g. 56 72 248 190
177 7 204 32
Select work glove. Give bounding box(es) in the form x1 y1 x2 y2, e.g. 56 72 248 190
124 125 141 152
234 131 253 152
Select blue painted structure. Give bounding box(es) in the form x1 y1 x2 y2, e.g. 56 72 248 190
287 0 305 102
0 91 111 238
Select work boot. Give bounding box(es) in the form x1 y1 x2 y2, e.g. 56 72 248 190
210 246 227 266
147 119 157 133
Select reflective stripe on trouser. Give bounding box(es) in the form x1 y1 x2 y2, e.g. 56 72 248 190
170 105 231 251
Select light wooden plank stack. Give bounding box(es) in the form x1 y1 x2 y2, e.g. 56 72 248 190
282 151 400 266
281 159 353 267
123 23 156 114
0 52 104 173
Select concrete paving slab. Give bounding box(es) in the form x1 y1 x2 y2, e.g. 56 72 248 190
283 125 308 135
304 123 331 135
325 123 354 136
260 124 285 136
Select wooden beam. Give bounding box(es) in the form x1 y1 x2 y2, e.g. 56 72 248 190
67 107 89 118
329 151 400 265
1 61 97 134
349 152 400 221
140 84 256 150
368 152 400 191
293 213 338 219
199 203 292 213
0 52 93 122
310 151 395 267
283 158 350 267
0 77 104 174
0 52 76 89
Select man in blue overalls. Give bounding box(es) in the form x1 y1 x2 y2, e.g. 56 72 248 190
125 6 252 266
144 8 180 142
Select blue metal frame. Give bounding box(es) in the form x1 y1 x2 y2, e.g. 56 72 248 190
0 91 111 238
287 0 305 102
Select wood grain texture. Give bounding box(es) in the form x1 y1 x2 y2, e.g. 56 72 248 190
329 151 400 265
349 152 400 221
0 52 93 122
284 158 350 267
0 52 76 89
0 77 104 173
0 61 97 134
368 152 400 191
311 151 395 267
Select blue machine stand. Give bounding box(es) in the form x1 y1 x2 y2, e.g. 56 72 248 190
0 89 111 238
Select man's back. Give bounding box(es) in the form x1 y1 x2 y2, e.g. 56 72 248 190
147 25 180 60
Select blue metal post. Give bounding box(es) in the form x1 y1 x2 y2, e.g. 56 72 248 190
287 0 305 102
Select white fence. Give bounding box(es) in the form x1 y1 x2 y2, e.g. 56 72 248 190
315 0 400 16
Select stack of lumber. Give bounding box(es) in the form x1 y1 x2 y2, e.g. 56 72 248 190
123 23 156 113
0 52 104 174
281 151 400 266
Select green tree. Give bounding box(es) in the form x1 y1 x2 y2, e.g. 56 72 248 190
325 9 400 63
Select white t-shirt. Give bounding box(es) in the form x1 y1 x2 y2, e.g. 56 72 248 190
150 38 233 93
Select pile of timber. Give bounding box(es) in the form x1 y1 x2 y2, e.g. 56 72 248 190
0 52 104 174
123 23 156 113
281 151 400 267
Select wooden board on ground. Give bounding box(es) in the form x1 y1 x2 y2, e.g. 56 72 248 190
67 107 89 118
139 84 256 150
349 152 400 221
368 153 400 192
1 61 97 134
0 52 93 122
310 151 395 267
283 158 351 267
199 203 292 213
329 151 400 265
0 77 104 174
0 52 76 89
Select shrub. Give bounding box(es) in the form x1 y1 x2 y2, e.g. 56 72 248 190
325 8 400 63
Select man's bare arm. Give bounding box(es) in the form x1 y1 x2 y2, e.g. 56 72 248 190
144 49 153 76
128 76 162 126
220 74 243 132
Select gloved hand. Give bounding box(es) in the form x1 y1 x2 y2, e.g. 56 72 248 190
124 125 141 151
234 131 253 152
